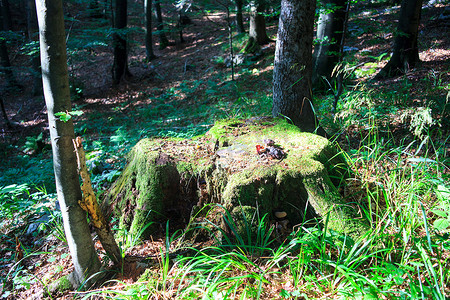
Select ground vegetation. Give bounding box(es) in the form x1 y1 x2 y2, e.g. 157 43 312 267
0 0 449 298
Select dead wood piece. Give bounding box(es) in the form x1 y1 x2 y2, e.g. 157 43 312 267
73 137 123 267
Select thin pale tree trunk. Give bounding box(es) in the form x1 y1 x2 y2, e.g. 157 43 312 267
36 0 101 288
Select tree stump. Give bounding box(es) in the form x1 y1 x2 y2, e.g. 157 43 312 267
105 118 367 240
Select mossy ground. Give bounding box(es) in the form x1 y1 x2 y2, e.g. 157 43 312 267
106 118 367 239
47 274 73 295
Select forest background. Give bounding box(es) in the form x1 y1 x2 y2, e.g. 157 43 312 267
0 0 449 298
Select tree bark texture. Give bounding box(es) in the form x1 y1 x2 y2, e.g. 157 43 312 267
312 0 348 86
112 0 129 84
144 0 156 60
154 0 169 49
35 0 101 288
235 0 245 33
272 0 323 135
376 0 423 78
248 0 270 45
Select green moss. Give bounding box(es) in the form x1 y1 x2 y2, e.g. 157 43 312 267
242 36 261 53
206 118 246 146
57 275 73 291
208 118 366 237
222 167 277 207
138 269 153 282
106 139 183 238
48 274 73 294
107 117 367 241
176 160 193 175
302 169 367 237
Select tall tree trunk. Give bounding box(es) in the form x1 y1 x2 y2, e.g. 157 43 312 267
376 0 422 78
88 0 103 18
154 0 169 49
248 0 270 44
35 0 101 288
27 0 42 95
0 16 18 89
112 0 130 84
235 0 245 33
0 38 17 88
312 0 349 86
0 95 10 127
144 0 156 60
272 0 325 136
177 12 191 44
0 0 12 31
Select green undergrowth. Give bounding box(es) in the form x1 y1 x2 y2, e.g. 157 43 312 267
83 123 449 299
1 1 449 298
0 183 66 297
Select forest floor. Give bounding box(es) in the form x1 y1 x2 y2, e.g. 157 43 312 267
1 1 447 146
0 0 449 299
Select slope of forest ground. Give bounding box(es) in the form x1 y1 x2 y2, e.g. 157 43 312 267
0 0 449 299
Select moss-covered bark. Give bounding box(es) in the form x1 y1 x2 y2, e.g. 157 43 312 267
105 118 367 239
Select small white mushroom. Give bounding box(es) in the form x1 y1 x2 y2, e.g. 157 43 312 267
274 211 287 219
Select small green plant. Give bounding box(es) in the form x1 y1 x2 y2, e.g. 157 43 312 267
46 208 67 244
23 132 46 155
0 183 31 220
354 62 378 78
401 106 436 139
114 213 154 258
69 77 84 101
54 110 84 122
159 222 176 291
430 180 450 232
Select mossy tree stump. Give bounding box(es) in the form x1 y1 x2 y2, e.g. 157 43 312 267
105 118 367 240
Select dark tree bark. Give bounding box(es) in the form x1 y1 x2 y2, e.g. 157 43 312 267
235 0 245 33
88 0 103 18
27 0 42 95
154 0 169 49
144 0 156 60
312 0 349 86
0 0 12 31
177 12 192 44
376 0 423 78
0 95 10 127
0 14 18 89
112 0 130 84
272 0 325 136
103 0 113 20
35 0 102 288
0 38 17 88
248 0 270 45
